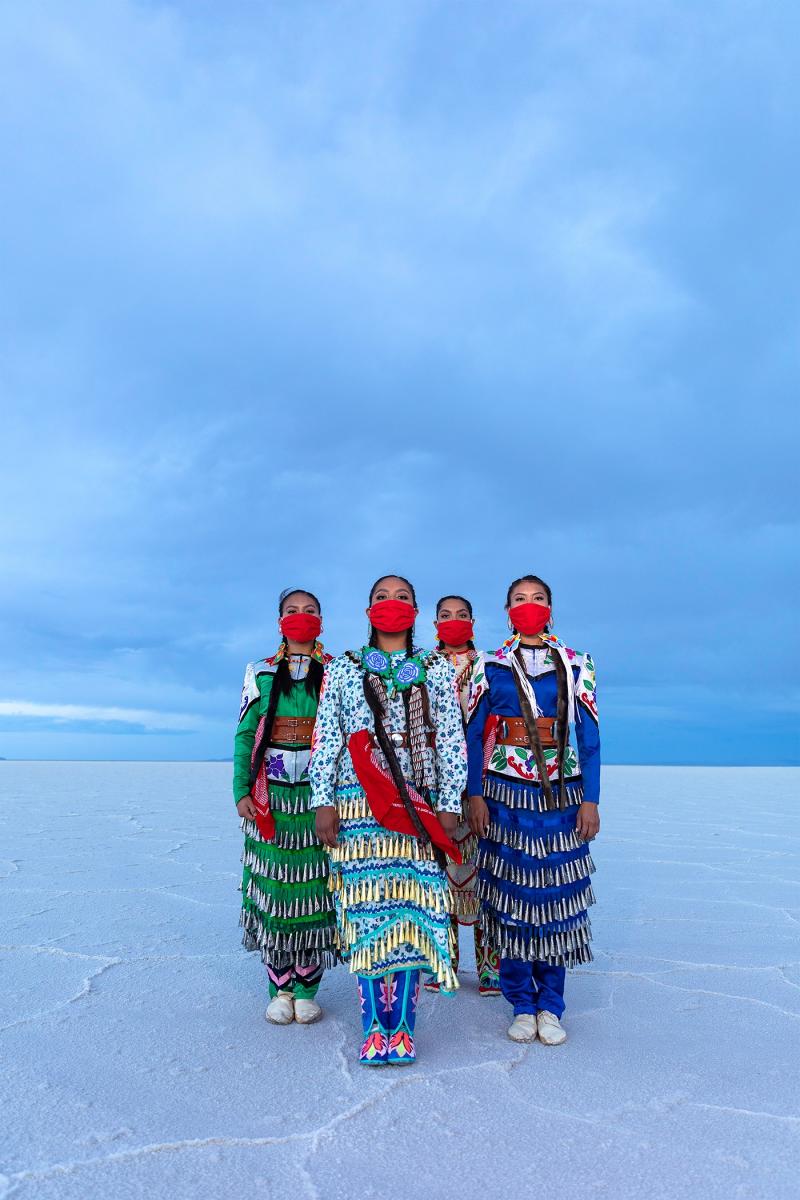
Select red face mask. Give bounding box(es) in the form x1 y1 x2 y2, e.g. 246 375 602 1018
280 612 322 643
368 599 417 633
436 619 474 647
508 603 551 636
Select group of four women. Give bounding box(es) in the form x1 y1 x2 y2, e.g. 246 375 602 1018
232 573 600 1064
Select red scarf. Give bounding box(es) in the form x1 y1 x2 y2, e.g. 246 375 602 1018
348 729 462 862
250 716 276 840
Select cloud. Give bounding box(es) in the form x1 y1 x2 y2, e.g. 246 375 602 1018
0 701 205 733
0 1 797 763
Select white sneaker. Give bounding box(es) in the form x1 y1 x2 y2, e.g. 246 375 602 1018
294 998 323 1025
507 1013 538 1043
537 1010 567 1045
265 991 294 1025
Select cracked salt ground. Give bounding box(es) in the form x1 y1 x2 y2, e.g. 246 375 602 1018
1 763 799 1200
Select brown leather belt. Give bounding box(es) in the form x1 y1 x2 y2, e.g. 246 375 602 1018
496 716 558 749
271 716 315 745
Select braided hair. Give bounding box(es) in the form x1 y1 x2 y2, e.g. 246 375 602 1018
249 588 324 791
367 574 417 656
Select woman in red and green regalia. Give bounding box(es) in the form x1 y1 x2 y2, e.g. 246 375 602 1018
467 575 600 1046
233 588 337 1026
423 594 500 997
310 575 466 1067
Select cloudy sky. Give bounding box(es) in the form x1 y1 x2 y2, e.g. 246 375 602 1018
1 0 797 765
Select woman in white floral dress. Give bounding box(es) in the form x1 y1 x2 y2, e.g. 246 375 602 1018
310 574 467 1067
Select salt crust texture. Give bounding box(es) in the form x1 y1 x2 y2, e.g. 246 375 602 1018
1 762 798 1199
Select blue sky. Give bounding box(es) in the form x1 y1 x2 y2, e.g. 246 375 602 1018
1 1 797 765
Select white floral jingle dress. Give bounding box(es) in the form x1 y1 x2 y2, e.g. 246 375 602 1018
309 648 467 990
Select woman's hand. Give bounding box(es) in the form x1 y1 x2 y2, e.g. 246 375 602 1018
315 805 340 848
468 794 490 838
437 811 458 839
236 795 256 820
576 801 600 841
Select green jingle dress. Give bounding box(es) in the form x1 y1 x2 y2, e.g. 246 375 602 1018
233 641 337 999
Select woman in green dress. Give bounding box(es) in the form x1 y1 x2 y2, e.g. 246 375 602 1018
233 588 337 1025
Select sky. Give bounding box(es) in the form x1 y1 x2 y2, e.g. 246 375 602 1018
1 0 797 766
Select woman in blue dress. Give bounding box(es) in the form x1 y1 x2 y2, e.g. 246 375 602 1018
466 574 600 1044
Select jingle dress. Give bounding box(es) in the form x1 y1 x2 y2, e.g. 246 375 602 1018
233 641 337 999
465 632 599 1017
309 647 466 988
427 647 500 993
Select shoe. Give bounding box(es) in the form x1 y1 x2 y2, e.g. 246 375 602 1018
359 1024 388 1066
423 977 440 993
358 976 389 1065
537 1010 567 1045
294 998 323 1024
265 991 294 1025
507 1013 538 1042
478 978 501 997
387 1027 416 1064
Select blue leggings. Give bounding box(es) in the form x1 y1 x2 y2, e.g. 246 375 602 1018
499 958 566 1018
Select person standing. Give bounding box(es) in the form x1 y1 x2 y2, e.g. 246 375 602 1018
423 595 500 996
234 588 337 1026
310 574 466 1066
466 575 600 1044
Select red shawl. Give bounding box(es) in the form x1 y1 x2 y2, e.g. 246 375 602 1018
348 729 462 863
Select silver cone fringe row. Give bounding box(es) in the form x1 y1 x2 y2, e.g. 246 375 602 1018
481 911 594 968
241 845 329 884
476 845 596 889
485 822 586 858
485 775 583 813
245 878 333 922
239 908 337 967
241 816 321 850
477 879 596 926
253 791 313 816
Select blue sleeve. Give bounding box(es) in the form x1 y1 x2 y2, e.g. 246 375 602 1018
465 654 491 796
574 653 600 804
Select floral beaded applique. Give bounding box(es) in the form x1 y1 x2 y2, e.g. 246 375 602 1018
359 646 428 695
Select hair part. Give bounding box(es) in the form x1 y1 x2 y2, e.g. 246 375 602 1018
278 588 322 616
435 594 475 651
435 594 473 618
368 573 417 655
505 575 552 609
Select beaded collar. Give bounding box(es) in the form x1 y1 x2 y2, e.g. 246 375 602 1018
271 639 327 665
358 645 428 695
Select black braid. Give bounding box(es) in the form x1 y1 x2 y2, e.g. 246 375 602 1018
249 653 319 789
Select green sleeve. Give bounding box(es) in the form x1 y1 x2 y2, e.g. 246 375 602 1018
232 665 272 803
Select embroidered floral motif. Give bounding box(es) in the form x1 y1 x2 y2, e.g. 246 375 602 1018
266 753 287 780
360 645 427 694
379 976 398 1014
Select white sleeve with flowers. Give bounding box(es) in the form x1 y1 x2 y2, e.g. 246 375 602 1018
308 659 345 810
428 655 468 814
